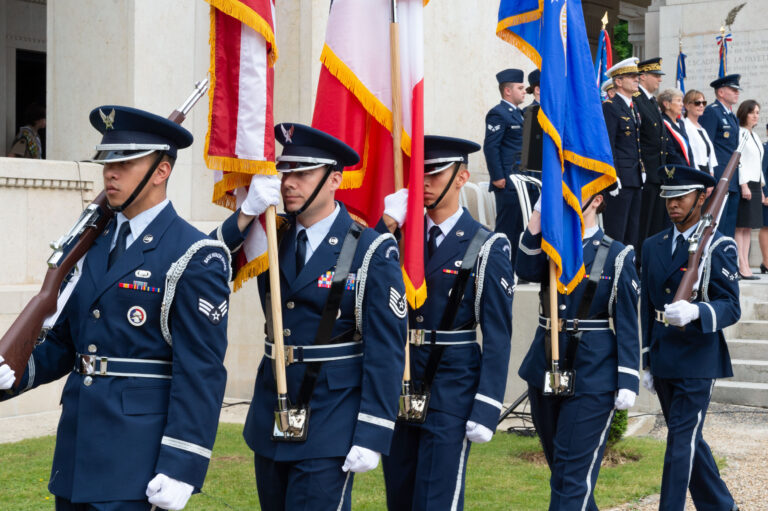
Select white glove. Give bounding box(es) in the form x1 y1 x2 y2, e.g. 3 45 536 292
465 420 494 444
609 178 621 197
642 371 655 394
533 196 542 213
0 356 15 390
240 174 281 216
383 188 409 228
642 172 647 184
146 473 194 510
341 445 381 473
664 300 700 327
614 389 636 410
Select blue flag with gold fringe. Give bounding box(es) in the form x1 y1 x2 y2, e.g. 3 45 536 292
497 0 616 293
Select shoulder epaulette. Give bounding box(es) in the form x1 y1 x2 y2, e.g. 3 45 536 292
632 91 641 97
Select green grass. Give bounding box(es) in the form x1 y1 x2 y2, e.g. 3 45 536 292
0 424 670 510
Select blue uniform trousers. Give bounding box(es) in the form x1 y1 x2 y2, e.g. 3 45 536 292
654 378 734 511
382 410 472 511
716 191 739 238
254 454 352 511
55 498 159 510
603 187 642 249
528 386 615 511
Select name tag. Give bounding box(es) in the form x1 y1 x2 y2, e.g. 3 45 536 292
510 125 521 130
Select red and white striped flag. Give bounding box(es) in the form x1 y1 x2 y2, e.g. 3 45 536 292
312 0 428 308
205 0 277 210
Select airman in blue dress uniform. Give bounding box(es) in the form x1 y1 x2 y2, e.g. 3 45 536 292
516 185 641 510
641 165 740 511
0 106 231 510
377 136 514 511
216 124 407 511
484 68 528 269
700 74 742 237
602 57 645 250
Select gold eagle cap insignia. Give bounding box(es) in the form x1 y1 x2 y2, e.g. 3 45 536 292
99 108 116 130
665 166 675 179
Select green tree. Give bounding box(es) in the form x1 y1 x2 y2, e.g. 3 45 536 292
613 20 633 60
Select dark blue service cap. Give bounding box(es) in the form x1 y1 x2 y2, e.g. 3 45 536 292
496 68 524 85
658 164 716 198
637 57 665 75
274 123 359 172
709 74 741 90
89 105 193 163
424 135 481 175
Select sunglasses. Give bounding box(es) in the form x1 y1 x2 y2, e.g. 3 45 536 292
689 100 707 106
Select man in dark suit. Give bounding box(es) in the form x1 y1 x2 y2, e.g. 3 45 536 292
641 164 740 511
0 106 231 510
483 68 527 269
602 57 644 250
700 74 742 237
524 69 540 112
636 57 670 245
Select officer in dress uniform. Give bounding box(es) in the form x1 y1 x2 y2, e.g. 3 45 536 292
377 136 514 511
524 69 541 112
601 80 616 101
517 185 641 510
484 68 527 270
636 57 670 244
641 165 740 511
700 74 742 237
215 124 407 511
0 106 231 510
602 58 644 250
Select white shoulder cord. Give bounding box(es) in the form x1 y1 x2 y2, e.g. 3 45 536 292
354 233 396 335
608 245 633 317
701 236 737 303
474 233 509 321
161 239 232 346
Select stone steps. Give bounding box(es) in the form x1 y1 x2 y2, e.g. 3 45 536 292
713 380 768 408
730 359 768 383
734 320 768 340
727 339 768 359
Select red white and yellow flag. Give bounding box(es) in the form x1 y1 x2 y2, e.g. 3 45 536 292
205 0 277 210
312 0 427 308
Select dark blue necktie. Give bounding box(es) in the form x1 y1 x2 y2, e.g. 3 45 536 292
108 221 131 269
673 234 686 259
427 225 441 259
296 229 308 274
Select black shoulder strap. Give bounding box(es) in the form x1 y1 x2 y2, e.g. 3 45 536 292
296 222 364 407
421 228 489 393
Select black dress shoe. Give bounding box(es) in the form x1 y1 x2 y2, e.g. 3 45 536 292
739 273 760 280
731 504 739 511
761 262 768 274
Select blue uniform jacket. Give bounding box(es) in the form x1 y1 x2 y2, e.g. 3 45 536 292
663 114 695 167
700 101 740 192
603 97 644 188
516 228 641 394
218 204 407 461
640 227 740 378
378 209 514 430
634 91 668 184
2 204 230 502
483 100 524 189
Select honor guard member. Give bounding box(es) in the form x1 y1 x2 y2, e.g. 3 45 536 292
641 165 740 511
0 106 231 510
601 80 616 101
484 68 527 269
378 136 514 511
216 124 407 511
602 57 644 250
517 186 641 511
524 69 541 112
700 74 742 237
636 57 670 244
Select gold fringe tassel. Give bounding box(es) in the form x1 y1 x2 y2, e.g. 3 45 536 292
403 270 427 310
206 0 278 66
541 239 586 295
233 252 270 291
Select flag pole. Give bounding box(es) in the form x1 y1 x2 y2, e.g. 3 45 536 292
265 205 291 431
390 0 412 402
548 259 562 385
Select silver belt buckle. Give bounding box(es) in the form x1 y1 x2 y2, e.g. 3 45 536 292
409 329 425 346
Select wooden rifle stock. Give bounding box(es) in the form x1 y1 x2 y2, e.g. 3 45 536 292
673 142 743 303
0 78 209 388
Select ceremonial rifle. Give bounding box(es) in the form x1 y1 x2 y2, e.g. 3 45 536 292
0 78 210 388
673 132 748 304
